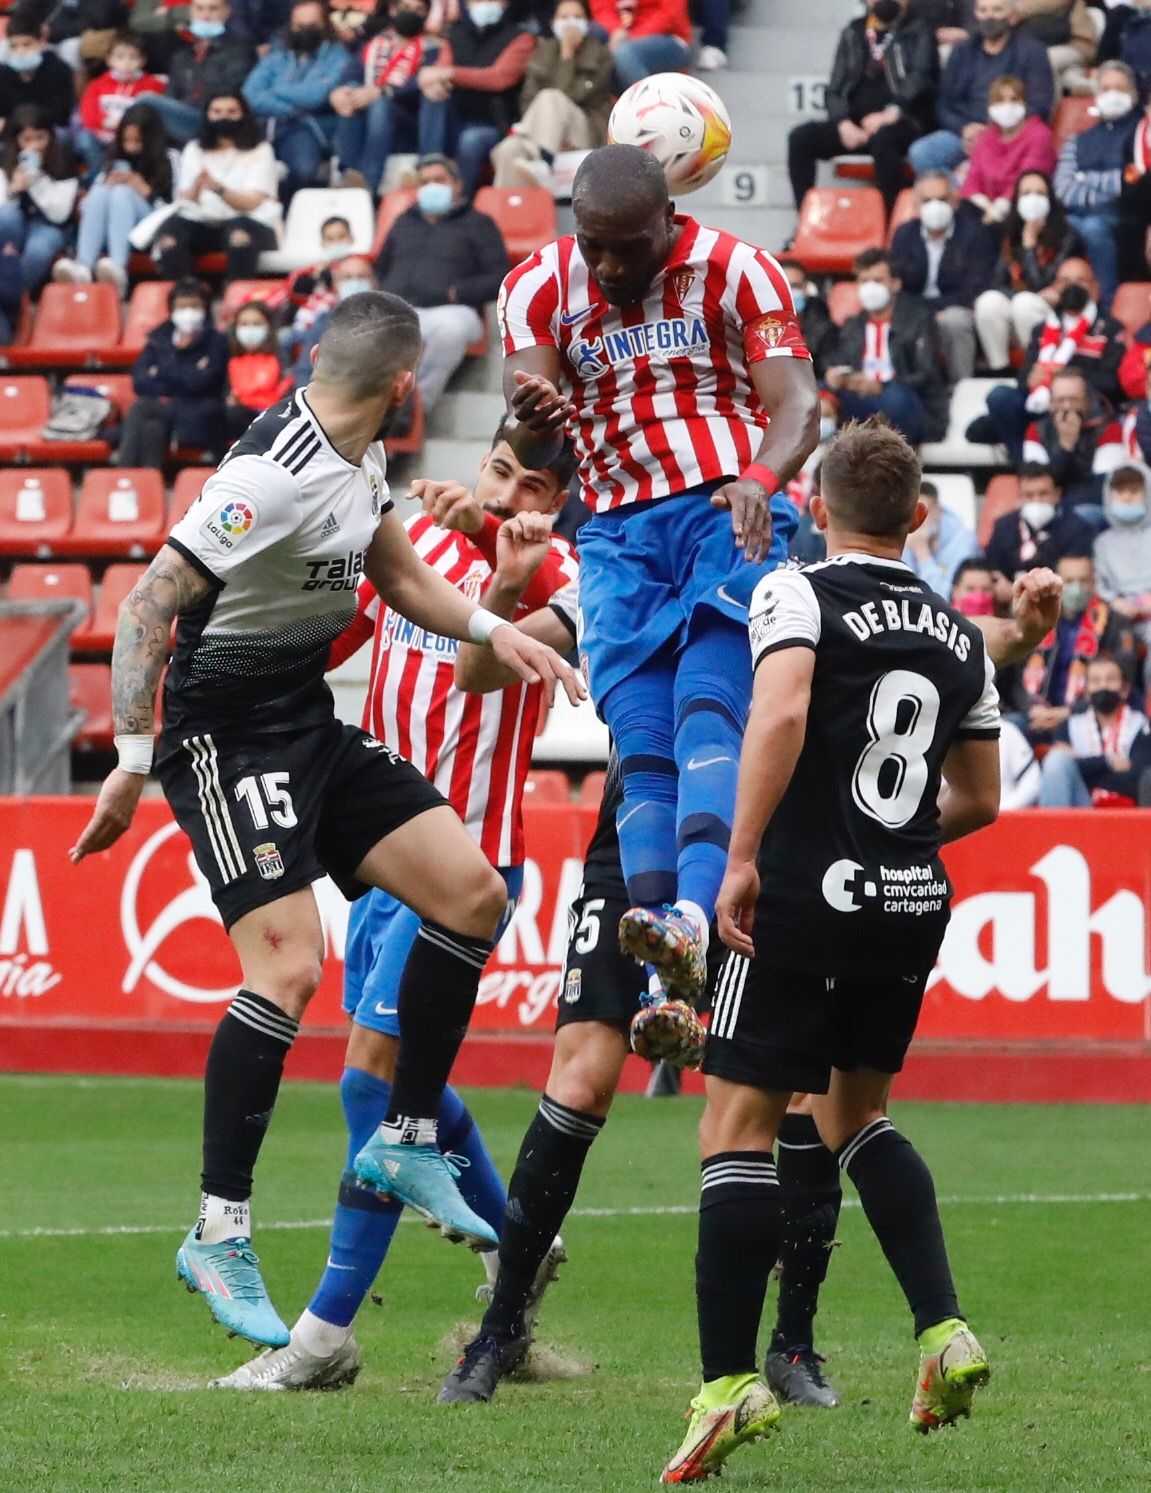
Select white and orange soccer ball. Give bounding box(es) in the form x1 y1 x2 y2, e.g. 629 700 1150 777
607 73 732 195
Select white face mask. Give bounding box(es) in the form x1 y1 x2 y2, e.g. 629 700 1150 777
988 100 1025 131
919 198 954 234
552 16 588 40
321 239 353 259
1016 191 1050 224
1096 89 1134 121
819 415 837 443
1021 499 1056 531
234 322 267 350
171 306 206 335
468 1 503 26
858 279 892 313
337 277 374 300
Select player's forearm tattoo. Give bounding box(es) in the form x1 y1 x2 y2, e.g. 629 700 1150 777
111 549 211 734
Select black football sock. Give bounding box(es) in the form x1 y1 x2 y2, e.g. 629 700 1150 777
697 1152 781 1382
384 921 492 1128
838 1118 961 1336
772 1112 842 1352
201 989 299 1200
480 1095 604 1341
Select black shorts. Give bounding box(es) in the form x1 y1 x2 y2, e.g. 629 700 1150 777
555 886 647 1031
156 719 445 929
702 950 933 1095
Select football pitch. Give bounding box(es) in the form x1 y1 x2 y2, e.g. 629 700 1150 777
1 1076 1148 1491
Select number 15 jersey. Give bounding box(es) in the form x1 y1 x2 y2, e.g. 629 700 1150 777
747 552 1000 975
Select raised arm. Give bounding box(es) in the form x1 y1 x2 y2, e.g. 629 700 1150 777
975 566 1062 668
500 346 574 473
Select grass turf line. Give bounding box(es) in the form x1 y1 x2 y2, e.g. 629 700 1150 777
0 1077 1148 1491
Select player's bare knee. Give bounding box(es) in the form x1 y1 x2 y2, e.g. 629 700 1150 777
452 864 507 939
814 1103 886 1156
247 951 324 1018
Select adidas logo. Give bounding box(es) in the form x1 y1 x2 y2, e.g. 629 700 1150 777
384 1159 402 1177
320 511 340 539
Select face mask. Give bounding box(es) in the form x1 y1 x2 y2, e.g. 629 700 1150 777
172 306 206 335
1057 283 1091 316
337 277 374 300
203 119 239 146
1021 499 1055 531
8 51 42 73
957 591 995 617
288 25 325 51
978 17 1010 41
1107 499 1147 525
391 9 425 36
988 100 1025 130
857 279 891 313
552 16 588 41
919 198 953 233
417 180 453 216
321 239 352 259
1060 579 1091 616
190 19 227 38
468 2 504 27
235 322 268 350
870 0 901 23
791 289 807 314
819 414 837 442
1090 688 1123 714
1016 191 1049 223
108 66 142 83
1096 89 1134 121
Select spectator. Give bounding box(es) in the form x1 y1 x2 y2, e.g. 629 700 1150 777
490 0 613 191
119 277 228 466
265 212 352 340
696 0 731 73
1038 653 1150 805
973 257 1125 461
1095 461 1151 651
0 20 77 131
0 105 78 294
290 251 378 384
589 0 691 90
787 0 935 216
916 0 976 50
374 152 507 410
986 465 1097 597
53 103 176 295
153 92 283 282
1119 358 1151 462
31 1 130 78
147 0 258 147
74 33 165 178
231 0 296 45
418 0 533 198
226 299 291 441
998 714 1041 806
244 1 352 198
889 169 998 383
1054 60 1141 307
1016 0 1097 94
779 257 838 381
950 554 997 616
1021 368 1124 509
903 478 978 593
908 0 1054 178
332 0 440 193
960 74 1056 224
1100 0 1151 95
824 247 949 446
1118 85 1151 284
973 169 1085 371
130 0 193 73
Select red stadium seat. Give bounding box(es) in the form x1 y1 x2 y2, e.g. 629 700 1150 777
68 662 115 751
1052 96 1096 150
473 186 557 262
169 466 214 524
8 562 94 646
827 280 861 326
372 188 417 257
7 283 122 369
791 188 886 275
1111 282 1151 338
0 468 73 556
86 562 146 650
219 279 281 327
580 770 606 807
195 252 228 276
120 280 175 360
833 155 876 182
979 473 1020 548
524 769 570 804
60 468 167 558
886 188 918 245
0 376 52 461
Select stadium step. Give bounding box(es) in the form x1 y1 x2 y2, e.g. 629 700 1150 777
427 391 508 443
418 438 494 487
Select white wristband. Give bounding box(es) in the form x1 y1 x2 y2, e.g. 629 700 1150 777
114 733 153 776
467 607 511 645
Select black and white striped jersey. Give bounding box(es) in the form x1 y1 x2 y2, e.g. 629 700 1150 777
163 390 392 738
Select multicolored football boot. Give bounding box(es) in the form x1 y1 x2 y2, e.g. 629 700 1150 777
910 1322 990 1431
619 905 708 1005
630 995 706 1068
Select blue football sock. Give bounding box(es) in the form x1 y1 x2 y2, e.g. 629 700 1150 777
437 1084 507 1233
602 662 679 907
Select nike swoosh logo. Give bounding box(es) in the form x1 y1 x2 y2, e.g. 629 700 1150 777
716 585 748 612
374 1003 398 1017
687 755 734 770
560 307 593 326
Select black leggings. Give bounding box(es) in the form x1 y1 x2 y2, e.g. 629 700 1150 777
787 117 918 214
154 215 278 281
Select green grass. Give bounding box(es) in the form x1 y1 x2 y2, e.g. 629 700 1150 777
1 1077 1149 1491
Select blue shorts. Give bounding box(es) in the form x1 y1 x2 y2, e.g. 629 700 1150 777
343 866 525 1037
577 488 798 703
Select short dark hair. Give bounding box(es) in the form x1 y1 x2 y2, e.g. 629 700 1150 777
5 17 42 42
168 277 210 312
1089 650 1131 685
1017 461 1058 487
952 557 994 589
920 480 939 502
417 152 461 181
320 215 351 235
490 421 577 490
107 31 144 55
313 290 422 397
1109 464 1147 492
819 417 922 539
855 247 895 276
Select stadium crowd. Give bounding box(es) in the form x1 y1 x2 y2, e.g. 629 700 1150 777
1 0 1150 807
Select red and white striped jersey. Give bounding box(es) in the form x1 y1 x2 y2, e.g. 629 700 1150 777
498 215 810 512
330 513 579 866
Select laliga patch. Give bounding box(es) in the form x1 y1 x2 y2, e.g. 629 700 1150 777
744 312 811 362
563 968 582 1004
253 842 284 881
200 499 256 555
748 593 779 650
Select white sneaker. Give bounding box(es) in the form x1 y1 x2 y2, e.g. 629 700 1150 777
209 1333 363 1391
697 45 728 72
94 257 128 297
514 157 555 192
52 258 92 285
473 1235 567 1344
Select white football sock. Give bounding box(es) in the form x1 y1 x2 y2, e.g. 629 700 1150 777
196 1192 250 1245
379 1114 439 1146
294 1308 351 1356
676 900 710 958
482 1248 500 1287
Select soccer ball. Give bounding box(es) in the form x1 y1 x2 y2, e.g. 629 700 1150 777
607 73 732 195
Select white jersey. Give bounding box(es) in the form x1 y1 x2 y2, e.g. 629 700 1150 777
164 389 391 738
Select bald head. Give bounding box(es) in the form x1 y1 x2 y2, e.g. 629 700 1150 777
573 143 670 219
312 291 421 402
572 144 677 306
